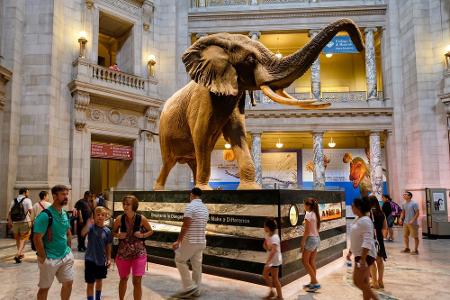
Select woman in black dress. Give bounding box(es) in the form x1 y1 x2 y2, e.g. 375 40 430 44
368 196 387 289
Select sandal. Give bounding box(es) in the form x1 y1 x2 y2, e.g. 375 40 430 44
378 281 384 289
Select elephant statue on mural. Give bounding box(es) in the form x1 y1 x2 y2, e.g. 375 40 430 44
154 18 364 190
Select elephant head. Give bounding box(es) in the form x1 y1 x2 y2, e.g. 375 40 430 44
182 18 364 109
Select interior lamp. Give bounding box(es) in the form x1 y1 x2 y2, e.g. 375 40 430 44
78 31 88 58
275 139 283 149
445 45 450 69
325 53 333 58
224 143 232 149
147 54 157 77
328 137 336 148
275 50 283 59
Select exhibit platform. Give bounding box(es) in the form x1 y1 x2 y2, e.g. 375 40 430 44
111 189 346 285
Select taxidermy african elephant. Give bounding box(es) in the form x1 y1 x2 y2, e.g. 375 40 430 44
154 18 364 190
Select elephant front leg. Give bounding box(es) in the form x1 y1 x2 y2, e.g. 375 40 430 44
222 115 261 190
192 132 213 190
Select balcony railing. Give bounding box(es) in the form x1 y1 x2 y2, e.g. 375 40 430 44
72 58 157 97
192 0 380 7
91 64 145 91
256 90 384 104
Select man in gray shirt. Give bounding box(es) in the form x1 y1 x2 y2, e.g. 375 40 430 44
400 191 420 255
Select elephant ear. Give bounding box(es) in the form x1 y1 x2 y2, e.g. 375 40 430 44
182 44 238 96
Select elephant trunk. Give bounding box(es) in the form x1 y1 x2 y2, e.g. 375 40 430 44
264 18 364 90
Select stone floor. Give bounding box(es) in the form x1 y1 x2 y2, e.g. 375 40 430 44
0 227 449 300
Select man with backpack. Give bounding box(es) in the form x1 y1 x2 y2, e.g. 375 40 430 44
33 184 74 300
7 187 33 263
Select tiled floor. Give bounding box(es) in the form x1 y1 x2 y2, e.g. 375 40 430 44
0 226 449 299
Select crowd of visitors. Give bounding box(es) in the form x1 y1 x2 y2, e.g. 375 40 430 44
6 184 420 300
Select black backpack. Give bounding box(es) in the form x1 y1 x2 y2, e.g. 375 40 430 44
120 213 146 241
30 209 54 251
11 198 27 222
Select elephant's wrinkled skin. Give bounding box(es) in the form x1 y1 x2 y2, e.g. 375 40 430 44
154 19 364 190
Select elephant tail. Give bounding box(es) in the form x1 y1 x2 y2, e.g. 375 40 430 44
139 129 159 136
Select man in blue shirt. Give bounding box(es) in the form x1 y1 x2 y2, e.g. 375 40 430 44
33 185 74 300
400 191 420 255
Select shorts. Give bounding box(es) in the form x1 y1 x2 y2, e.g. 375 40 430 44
85 260 108 283
386 215 394 228
403 224 419 239
115 255 147 278
12 222 31 240
304 236 320 251
355 255 376 267
38 252 74 289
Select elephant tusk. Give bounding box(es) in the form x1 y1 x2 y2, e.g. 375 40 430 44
260 85 331 109
275 89 316 104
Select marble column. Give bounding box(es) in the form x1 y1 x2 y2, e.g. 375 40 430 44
309 30 321 100
312 131 325 189
251 0 258 5
249 31 262 104
251 131 262 186
369 131 383 200
365 27 378 100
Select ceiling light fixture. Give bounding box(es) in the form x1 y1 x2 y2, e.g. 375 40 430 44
224 143 232 149
328 137 336 148
325 53 333 58
275 139 283 149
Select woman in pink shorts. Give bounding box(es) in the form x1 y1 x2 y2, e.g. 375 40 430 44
113 195 153 300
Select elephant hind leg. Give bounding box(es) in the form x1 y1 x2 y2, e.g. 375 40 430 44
153 159 176 190
187 160 197 186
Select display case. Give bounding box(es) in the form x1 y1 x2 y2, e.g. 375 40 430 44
112 189 346 285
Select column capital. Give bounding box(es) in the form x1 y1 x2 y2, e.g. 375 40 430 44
196 33 208 39
364 27 378 34
369 130 383 136
248 31 261 40
249 130 263 135
312 130 325 136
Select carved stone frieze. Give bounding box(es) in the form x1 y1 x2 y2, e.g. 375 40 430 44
85 0 95 9
189 6 387 22
145 106 159 130
142 0 154 31
0 65 12 111
86 107 139 128
99 0 142 16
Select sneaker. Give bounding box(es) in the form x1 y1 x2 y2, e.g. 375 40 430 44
13 256 21 264
191 289 201 297
401 248 411 253
306 284 321 292
302 283 312 290
171 287 198 299
410 250 419 255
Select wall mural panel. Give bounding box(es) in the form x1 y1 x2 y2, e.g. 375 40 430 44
208 148 387 216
